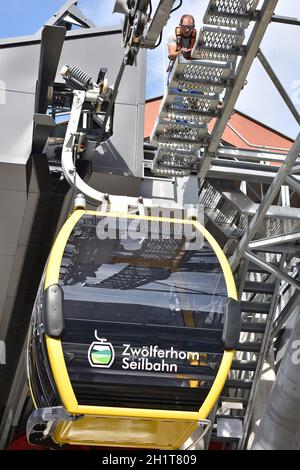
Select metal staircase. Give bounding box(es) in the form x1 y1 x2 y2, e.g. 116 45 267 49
198 176 300 446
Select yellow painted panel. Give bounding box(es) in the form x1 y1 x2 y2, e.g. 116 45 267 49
53 416 198 450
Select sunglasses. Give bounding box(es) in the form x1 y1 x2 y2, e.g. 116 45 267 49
180 24 194 30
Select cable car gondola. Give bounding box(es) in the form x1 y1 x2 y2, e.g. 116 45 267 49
27 210 240 449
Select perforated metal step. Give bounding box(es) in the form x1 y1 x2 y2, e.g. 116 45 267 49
226 379 253 390
204 0 259 29
248 261 281 273
191 26 245 62
244 281 275 295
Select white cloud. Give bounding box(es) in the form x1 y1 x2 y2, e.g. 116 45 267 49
146 0 208 97
78 0 300 137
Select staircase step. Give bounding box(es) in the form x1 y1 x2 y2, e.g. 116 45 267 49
204 0 259 29
226 379 253 390
152 147 197 174
244 280 275 295
209 432 239 443
241 301 271 314
248 261 280 273
241 321 267 334
153 167 190 177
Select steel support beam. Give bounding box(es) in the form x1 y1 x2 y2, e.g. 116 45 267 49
64 4 96 28
244 251 300 292
258 49 300 126
198 0 279 178
230 131 300 271
45 0 77 24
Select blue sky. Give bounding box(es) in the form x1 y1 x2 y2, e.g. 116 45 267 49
0 0 299 138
